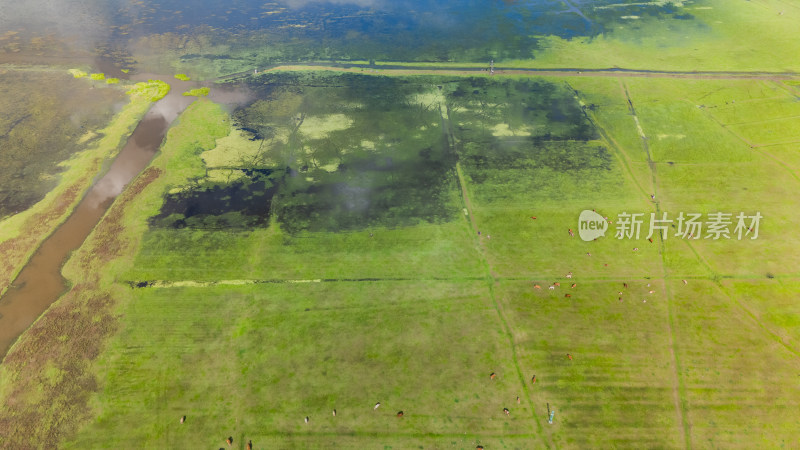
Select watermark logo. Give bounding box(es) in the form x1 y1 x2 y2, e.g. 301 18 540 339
578 210 608 241
577 210 762 241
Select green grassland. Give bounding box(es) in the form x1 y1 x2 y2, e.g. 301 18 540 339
2 67 800 449
528 0 800 73
76 74 800 447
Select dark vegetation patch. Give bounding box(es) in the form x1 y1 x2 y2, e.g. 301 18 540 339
444 77 608 181
153 72 460 233
148 169 278 230
152 73 604 233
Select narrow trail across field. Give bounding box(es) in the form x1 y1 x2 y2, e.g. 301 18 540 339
216 63 800 84
620 81 692 448
440 94 553 447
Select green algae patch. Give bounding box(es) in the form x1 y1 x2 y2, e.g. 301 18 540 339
182 86 209 97
68 69 87 79
105 78 120 84
120 69 130 74
174 73 190 81
89 73 105 81
126 79 170 102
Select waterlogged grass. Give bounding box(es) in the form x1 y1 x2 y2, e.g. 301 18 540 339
174 73 190 81
89 73 105 81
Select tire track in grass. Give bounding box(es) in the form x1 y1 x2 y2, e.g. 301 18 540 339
567 80 650 200
439 92 551 447
627 84 800 364
621 81 692 449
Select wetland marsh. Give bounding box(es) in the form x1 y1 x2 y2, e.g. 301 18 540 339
2 1 800 448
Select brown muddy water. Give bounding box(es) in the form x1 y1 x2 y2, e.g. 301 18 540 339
0 81 196 360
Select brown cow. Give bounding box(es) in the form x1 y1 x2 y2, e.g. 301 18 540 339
490 372 496 380
397 411 404 417
226 437 233 447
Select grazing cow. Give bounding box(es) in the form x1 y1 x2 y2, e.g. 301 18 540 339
180 415 185 424
564 294 571 298
490 372 496 380
568 229 574 237
477 446 485 449
374 402 381 410
623 283 628 289
397 411 404 417
333 409 337 416
566 272 572 279
226 437 233 447
305 416 310 423
649 290 655 294
567 353 573 360
548 285 555 290
531 375 536 384
571 283 576 288
516 396 521 404
503 408 510 416
534 284 542 289
682 279 688 285
648 238 653 243
633 247 639 251
247 440 253 450
554 282 561 287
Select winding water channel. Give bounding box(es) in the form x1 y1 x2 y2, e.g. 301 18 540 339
0 80 195 360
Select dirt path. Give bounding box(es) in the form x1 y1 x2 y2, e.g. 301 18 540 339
620 81 692 448
216 63 800 83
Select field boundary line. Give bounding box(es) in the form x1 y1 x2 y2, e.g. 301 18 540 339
568 81 650 199
623 81 692 448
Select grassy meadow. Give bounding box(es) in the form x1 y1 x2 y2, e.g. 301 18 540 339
2 67 794 449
